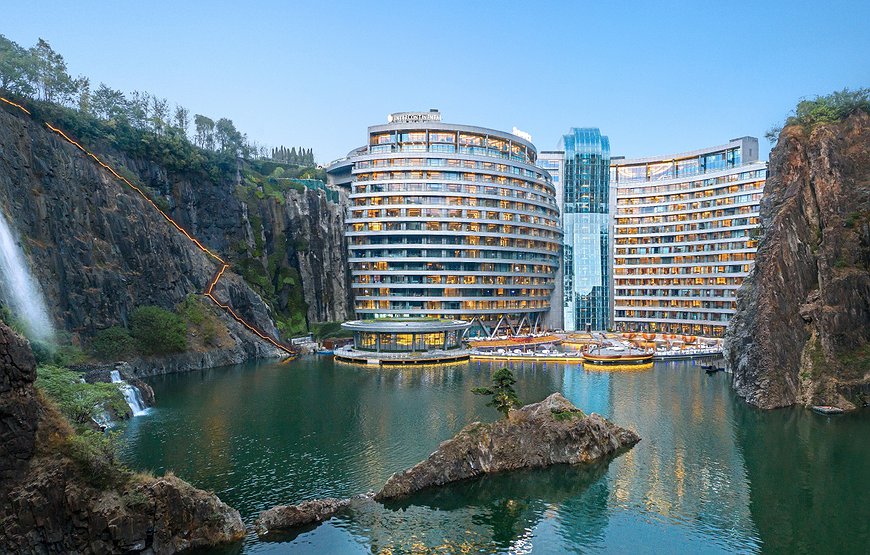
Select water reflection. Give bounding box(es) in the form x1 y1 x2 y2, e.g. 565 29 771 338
120 357 869 554
735 402 870 553
348 462 612 553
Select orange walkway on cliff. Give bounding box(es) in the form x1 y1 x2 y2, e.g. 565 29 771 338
1 96 296 357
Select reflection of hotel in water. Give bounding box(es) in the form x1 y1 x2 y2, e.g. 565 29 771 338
328 111 562 336
562 365 757 549
611 138 767 338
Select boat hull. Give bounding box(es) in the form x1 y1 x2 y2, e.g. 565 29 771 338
581 354 654 366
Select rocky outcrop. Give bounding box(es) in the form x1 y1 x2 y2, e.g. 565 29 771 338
0 103 350 359
255 497 351 537
725 111 870 409
0 322 246 553
1 464 246 554
254 394 637 536
0 321 38 484
376 393 640 500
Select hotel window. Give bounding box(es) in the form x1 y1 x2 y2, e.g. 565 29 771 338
399 132 426 143
371 133 394 145
459 133 483 146
648 162 674 181
430 132 455 143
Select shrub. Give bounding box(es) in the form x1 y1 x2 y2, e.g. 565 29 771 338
177 294 220 346
131 305 186 355
844 212 861 228
90 326 136 360
551 408 585 421
65 430 123 488
786 88 870 129
768 88 870 145
311 321 352 339
0 305 25 334
35 365 129 426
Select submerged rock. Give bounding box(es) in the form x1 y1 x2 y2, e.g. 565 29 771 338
376 393 640 500
255 497 352 537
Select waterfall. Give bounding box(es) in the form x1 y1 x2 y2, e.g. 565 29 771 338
0 211 54 342
110 369 149 416
92 409 113 430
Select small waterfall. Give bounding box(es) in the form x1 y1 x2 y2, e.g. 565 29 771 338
110 370 149 416
92 409 114 430
0 211 54 342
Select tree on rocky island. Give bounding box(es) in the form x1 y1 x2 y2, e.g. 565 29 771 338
472 367 521 418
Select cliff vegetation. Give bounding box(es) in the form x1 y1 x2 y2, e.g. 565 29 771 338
0 34 350 361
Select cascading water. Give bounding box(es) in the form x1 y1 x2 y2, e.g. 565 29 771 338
0 210 54 343
110 370 149 416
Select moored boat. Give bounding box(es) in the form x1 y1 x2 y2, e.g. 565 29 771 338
811 405 845 415
581 347 654 367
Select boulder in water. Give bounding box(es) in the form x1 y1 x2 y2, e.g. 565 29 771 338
376 393 640 500
255 497 351 537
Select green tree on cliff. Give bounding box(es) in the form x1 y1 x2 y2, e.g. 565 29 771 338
0 34 36 95
768 88 870 144
130 306 186 355
473 367 521 418
29 38 76 104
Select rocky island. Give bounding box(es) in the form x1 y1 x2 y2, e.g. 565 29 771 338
377 393 640 500
725 106 870 410
255 392 639 536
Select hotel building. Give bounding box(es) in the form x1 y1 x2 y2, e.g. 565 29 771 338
538 129 612 332
611 137 767 338
536 150 565 330
329 111 562 337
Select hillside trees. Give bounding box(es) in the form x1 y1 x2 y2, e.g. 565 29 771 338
30 38 76 104
270 145 315 165
0 34 318 165
0 35 35 94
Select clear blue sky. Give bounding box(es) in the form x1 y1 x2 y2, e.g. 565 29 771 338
4 1 868 163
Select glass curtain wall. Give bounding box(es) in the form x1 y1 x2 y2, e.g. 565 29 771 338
561 128 612 331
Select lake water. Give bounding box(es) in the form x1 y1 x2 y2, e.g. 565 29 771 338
119 357 870 554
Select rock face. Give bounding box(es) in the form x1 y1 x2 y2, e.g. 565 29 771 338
0 322 246 553
1 466 246 554
255 497 351 537
725 111 870 410
0 321 38 483
0 105 350 358
376 393 640 500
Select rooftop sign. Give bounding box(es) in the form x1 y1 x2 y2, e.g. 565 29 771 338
512 127 532 142
388 111 442 124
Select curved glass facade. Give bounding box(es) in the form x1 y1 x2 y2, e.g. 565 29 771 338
612 137 766 338
342 319 468 353
338 112 562 336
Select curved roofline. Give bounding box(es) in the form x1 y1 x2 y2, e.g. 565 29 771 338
366 121 538 154
611 137 759 167
341 318 471 333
